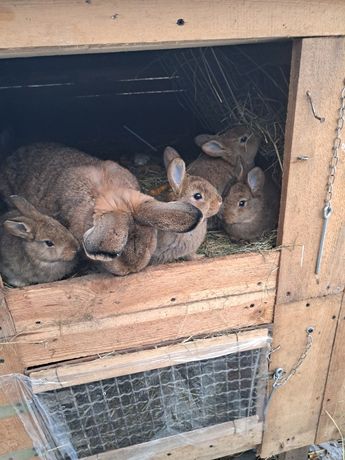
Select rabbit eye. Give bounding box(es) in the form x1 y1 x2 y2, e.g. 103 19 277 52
238 200 247 208
193 193 203 200
240 136 248 144
44 240 55 247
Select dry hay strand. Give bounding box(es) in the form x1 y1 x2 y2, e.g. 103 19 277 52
198 229 277 258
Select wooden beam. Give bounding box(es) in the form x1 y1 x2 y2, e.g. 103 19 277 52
260 294 342 457
4 252 278 367
29 328 269 393
277 37 345 304
0 1 344 58
85 415 262 460
316 292 345 443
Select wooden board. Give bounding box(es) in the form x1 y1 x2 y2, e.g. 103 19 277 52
316 292 345 443
85 415 262 460
0 290 35 460
0 1 344 58
4 252 278 367
277 37 345 304
260 294 343 457
29 328 269 393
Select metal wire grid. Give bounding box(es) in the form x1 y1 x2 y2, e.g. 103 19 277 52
36 347 267 459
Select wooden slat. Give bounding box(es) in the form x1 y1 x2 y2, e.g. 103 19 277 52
0 417 35 456
29 328 269 393
86 415 262 460
316 292 345 443
4 252 278 367
0 1 344 58
277 37 345 304
260 294 342 457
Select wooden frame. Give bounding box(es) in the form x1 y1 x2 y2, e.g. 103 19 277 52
0 3 345 460
0 1 344 58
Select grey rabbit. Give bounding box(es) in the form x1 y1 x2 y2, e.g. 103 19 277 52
0 195 79 287
151 147 222 264
0 143 202 276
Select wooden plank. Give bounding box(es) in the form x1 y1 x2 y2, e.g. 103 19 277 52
316 292 345 443
29 328 269 393
277 37 345 304
4 252 278 367
260 294 342 457
0 1 344 58
85 415 262 460
0 290 35 459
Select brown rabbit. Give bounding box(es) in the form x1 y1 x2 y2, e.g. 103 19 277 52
0 196 79 287
188 126 261 195
151 147 222 264
0 143 202 275
220 165 279 242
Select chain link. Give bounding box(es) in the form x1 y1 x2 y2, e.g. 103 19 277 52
272 328 314 389
325 80 345 206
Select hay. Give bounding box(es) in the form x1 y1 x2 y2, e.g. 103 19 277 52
198 229 277 258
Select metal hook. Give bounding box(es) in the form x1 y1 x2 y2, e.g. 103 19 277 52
306 91 325 123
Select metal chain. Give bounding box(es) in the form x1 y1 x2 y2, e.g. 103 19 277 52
324 80 345 209
272 327 314 389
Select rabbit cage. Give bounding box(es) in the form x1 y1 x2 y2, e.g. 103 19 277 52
0 2 345 460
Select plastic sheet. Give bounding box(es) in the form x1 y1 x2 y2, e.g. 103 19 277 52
0 333 271 460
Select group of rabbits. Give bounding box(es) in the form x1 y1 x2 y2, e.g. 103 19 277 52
0 126 279 288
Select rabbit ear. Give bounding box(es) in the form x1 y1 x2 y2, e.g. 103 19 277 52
194 134 215 147
3 218 34 240
134 199 202 233
163 146 181 169
82 212 130 261
167 158 186 196
201 140 227 158
234 156 245 181
247 167 265 195
10 195 42 219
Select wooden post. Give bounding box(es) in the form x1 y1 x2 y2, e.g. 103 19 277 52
261 35 345 457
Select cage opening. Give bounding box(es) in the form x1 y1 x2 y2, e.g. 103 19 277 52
0 40 291 274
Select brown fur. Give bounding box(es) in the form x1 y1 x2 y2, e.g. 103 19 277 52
0 196 79 286
0 143 202 275
220 167 279 242
151 147 222 265
188 126 261 195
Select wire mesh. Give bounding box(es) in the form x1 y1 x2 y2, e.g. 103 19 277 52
35 347 267 458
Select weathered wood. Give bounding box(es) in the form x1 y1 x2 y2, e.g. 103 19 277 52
86 415 262 460
277 37 345 303
0 1 344 58
0 290 35 459
316 292 345 443
4 252 278 367
29 328 269 393
260 294 342 457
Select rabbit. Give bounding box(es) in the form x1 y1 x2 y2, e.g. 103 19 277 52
151 146 222 265
220 164 279 242
0 195 79 287
188 126 261 195
0 143 202 276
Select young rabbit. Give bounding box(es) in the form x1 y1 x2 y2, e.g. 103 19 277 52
0 196 79 287
0 143 202 276
151 147 222 265
220 164 279 242
188 126 261 195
